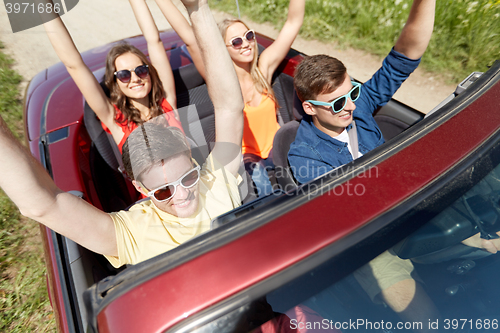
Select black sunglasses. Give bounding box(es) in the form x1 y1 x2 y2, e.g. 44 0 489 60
114 64 149 83
227 30 256 49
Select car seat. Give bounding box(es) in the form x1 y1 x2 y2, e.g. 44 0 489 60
272 120 300 191
271 89 306 190
83 94 137 212
272 71 296 125
373 99 424 141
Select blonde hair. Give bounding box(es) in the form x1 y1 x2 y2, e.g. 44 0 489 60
218 19 279 111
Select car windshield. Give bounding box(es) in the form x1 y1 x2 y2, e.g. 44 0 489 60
177 154 500 332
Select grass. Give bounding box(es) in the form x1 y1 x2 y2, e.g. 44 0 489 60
211 0 500 83
0 43 24 139
0 42 56 332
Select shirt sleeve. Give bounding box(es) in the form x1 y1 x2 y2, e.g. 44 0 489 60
356 48 421 116
288 144 334 185
202 153 243 208
104 209 148 268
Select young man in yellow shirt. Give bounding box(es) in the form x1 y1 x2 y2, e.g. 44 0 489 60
0 0 244 267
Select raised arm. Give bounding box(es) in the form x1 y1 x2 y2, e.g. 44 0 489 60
394 0 436 60
154 0 206 79
0 116 117 257
181 0 244 176
42 11 116 131
129 0 177 110
258 0 305 82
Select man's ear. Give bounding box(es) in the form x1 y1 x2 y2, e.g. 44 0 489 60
132 180 147 196
302 101 317 116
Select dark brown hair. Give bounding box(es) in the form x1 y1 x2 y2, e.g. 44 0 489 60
104 43 166 126
122 122 191 181
294 55 347 102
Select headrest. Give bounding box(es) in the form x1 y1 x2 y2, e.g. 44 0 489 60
293 92 305 121
173 63 205 94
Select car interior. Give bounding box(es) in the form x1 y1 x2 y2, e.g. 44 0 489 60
61 41 498 332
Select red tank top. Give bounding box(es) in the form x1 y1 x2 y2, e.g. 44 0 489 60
102 98 184 153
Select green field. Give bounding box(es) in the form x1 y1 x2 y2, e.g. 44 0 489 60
211 0 500 83
0 42 56 332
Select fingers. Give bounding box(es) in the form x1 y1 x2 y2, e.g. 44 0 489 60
481 238 500 254
462 232 500 254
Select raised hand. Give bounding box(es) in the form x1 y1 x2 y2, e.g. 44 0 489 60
178 0 244 176
394 0 436 59
179 0 207 11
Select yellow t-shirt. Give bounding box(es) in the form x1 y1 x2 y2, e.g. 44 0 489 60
105 154 242 267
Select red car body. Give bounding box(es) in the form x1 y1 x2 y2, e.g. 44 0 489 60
24 29 500 333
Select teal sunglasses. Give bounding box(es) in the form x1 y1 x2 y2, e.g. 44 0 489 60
306 81 362 113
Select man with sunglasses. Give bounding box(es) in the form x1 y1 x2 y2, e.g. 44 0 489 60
0 0 244 267
289 0 436 185
288 1 441 332
100 119 243 267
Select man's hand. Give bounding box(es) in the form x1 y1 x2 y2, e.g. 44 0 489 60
178 0 243 177
462 232 500 254
394 0 436 59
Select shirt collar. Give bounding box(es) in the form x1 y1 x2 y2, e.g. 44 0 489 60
302 115 350 148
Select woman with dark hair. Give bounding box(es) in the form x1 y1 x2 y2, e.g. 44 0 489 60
155 0 305 196
42 0 188 153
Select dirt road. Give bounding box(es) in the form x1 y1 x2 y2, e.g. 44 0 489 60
0 0 457 113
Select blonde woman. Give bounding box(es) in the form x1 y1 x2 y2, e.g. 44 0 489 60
155 0 305 196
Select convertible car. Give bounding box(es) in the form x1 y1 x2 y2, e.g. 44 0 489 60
23 27 500 333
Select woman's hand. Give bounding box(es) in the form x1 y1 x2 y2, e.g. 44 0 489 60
154 0 206 79
129 0 177 108
258 0 305 82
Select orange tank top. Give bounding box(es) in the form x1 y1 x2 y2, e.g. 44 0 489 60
102 98 184 153
242 94 280 159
